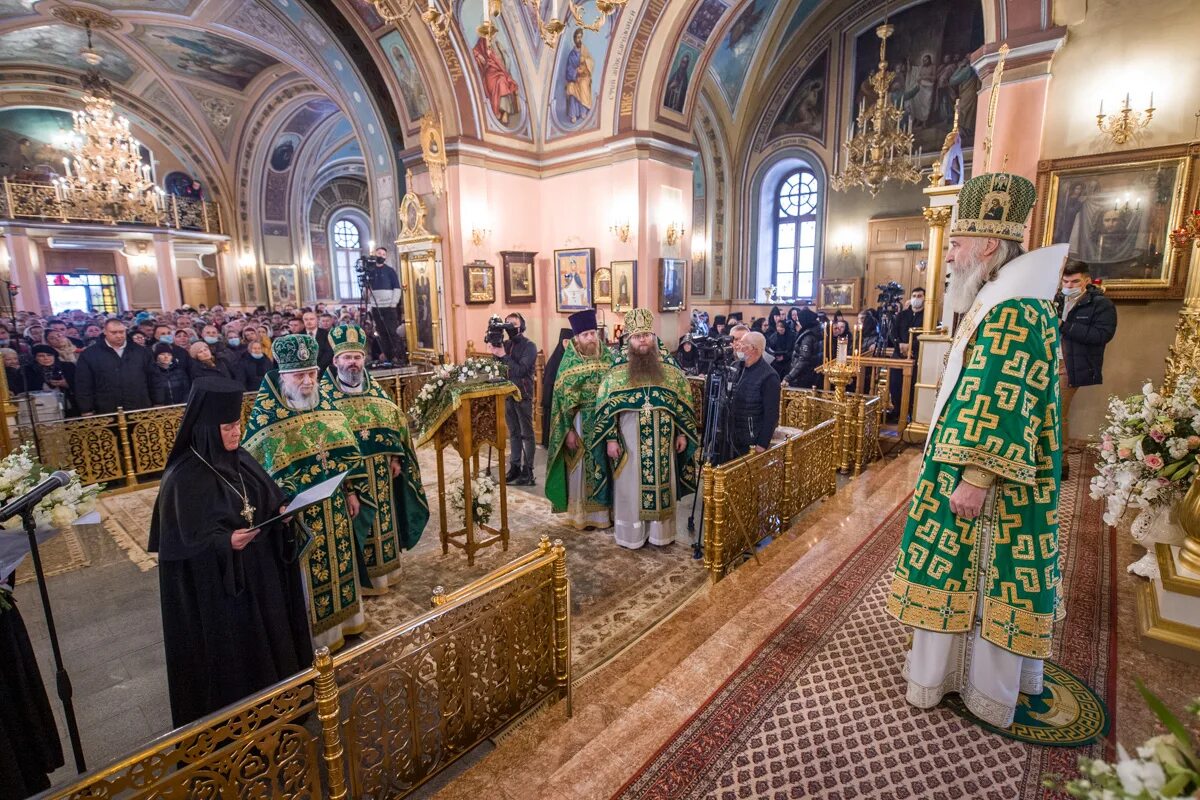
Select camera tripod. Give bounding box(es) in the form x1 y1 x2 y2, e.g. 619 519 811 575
356 268 404 367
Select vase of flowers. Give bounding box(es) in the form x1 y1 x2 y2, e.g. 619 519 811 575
407 357 507 440
1090 375 1200 576
1046 681 1200 799
447 472 497 530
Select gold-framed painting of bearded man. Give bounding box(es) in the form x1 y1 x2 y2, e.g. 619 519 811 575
610 260 637 313
1033 143 1197 300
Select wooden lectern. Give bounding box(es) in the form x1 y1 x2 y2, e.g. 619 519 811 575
426 384 519 565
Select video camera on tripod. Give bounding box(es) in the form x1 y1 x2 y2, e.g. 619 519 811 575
682 313 738 376
355 255 386 287
484 314 519 348
871 280 906 356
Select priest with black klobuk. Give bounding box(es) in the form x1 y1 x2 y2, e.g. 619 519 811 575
149 377 312 729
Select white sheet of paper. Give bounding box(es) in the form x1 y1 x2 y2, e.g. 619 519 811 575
256 471 349 529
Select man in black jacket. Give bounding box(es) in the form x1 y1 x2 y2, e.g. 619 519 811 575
727 331 780 461
75 319 152 415
489 313 538 485
1055 260 1117 457
782 309 823 389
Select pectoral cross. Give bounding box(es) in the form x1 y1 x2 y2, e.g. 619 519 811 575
316 439 331 471
242 500 256 526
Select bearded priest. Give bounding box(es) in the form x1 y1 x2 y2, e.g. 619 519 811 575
886 171 1069 728
322 324 429 593
592 308 700 549
243 334 367 652
545 309 615 530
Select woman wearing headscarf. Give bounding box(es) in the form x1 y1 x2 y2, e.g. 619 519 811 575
23 344 78 416
1 348 26 394
148 378 312 728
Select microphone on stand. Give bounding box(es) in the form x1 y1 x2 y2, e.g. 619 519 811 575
0 470 71 522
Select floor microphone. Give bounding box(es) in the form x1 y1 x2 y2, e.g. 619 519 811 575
0 470 72 522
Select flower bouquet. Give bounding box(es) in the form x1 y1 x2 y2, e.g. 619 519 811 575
407 357 507 442
1090 374 1200 527
447 472 497 529
1046 680 1199 799
0 444 101 531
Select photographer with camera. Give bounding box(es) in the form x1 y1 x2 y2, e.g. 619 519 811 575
487 313 538 486
360 247 403 364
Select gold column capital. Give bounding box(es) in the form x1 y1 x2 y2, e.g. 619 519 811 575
923 206 953 227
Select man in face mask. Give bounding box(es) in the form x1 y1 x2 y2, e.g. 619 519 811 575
1054 259 1116 467
727 331 781 461
895 287 926 358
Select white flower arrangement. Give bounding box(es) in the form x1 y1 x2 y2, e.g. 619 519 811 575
0 444 101 531
1046 682 1199 799
447 471 497 528
1090 374 1200 527
408 357 507 435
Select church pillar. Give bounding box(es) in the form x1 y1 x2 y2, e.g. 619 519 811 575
4 227 46 314
153 232 182 310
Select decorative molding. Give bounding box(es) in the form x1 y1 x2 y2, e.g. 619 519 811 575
222 2 325 81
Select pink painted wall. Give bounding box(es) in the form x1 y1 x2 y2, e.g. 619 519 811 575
970 74 1051 186
430 156 693 360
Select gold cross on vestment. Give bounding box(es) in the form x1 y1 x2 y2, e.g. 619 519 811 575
316 438 331 471
242 500 256 526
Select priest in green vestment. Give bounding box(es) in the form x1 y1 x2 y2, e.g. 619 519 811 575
886 171 1069 728
545 309 615 530
590 308 699 549
243 334 367 652
322 324 429 593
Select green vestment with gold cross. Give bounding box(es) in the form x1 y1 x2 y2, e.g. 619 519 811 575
242 370 367 639
887 298 1063 660
588 352 700 519
322 367 429 589
545 339 615 515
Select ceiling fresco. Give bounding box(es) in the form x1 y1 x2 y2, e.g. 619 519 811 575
0 24 136 84
131 24 280 92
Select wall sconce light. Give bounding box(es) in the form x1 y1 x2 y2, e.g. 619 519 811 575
610 221 631 243
238 252 256 274
470 227 491 246
837 243 854 258
664 221 685 247
1096 92 1156 145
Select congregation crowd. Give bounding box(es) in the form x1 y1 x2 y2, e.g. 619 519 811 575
0 303 375 416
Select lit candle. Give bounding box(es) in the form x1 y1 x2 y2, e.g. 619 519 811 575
1124 92 1130 108
62 157 71 177
837 338 848 365
1098 98 1104 116
1149 91 1154 108
854 323 862 355
483 0 488 22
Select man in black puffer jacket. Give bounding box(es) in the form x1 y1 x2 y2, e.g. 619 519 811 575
782 309 823 389
1055 260 1117 457
75 319 152 415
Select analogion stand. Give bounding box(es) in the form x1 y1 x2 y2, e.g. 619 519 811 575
427 384 518 565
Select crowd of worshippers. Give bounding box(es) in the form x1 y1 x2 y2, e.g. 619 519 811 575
0 303 384 416
671 291 927 389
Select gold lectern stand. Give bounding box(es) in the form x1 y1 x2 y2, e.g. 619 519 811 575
428 384 519 565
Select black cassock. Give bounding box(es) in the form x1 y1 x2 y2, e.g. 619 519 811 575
0 592 64 799
149 449 313 729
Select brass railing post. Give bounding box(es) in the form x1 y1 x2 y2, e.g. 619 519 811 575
314 647 349 800
551 538 571 717
115 407 137 487
700 462 715 574
0 364 13 457
171 195 181 229
782 432 796 520
711 469 728 582
201 200 211 232
853 397 867 476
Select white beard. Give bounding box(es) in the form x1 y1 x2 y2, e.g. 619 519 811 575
946 258 991 315
282 385 319 411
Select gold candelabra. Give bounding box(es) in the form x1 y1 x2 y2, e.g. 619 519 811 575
664 221 684 247
1096 93 1156 146
831 22 921 196
818 322 865 473
610 221 630 242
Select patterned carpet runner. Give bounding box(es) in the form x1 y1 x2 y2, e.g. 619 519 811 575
615 450 1115 800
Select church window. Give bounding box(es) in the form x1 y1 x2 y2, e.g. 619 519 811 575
773 168 819 301
331 216 365 301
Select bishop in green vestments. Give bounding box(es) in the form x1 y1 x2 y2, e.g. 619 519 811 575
591 308 699 549
886 172 1068 728
545 309 615 530
243 334 367 652
322 325 429 593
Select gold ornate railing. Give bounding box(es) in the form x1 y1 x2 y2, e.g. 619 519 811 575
780 387 883 476
6 371 435 490
38 537 570 800
1 178 225 234
700 420 839 581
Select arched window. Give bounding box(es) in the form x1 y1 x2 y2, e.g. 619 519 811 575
772 168 819 300
330 215 366 300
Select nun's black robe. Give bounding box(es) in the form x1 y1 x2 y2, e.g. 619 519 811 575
148 448 312 729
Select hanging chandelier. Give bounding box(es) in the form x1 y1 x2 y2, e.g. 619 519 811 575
831 21 922 197
52 19 160 224
369 0 625 50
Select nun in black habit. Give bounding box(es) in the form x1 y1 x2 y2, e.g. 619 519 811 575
148 377 312 729
540 327 574 446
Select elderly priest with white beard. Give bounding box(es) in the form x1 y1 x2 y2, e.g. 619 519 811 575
243 334 368 652
886 171 1069 729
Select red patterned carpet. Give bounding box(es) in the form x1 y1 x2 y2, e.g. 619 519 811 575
614 451 1116 800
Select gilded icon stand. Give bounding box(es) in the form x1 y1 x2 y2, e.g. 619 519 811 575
428 384 518 565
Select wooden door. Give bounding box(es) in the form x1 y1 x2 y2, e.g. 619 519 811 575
180 277 219 308
866 216 928 298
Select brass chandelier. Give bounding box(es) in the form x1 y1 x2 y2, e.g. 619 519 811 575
52 20 159 224
831 22 921 197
